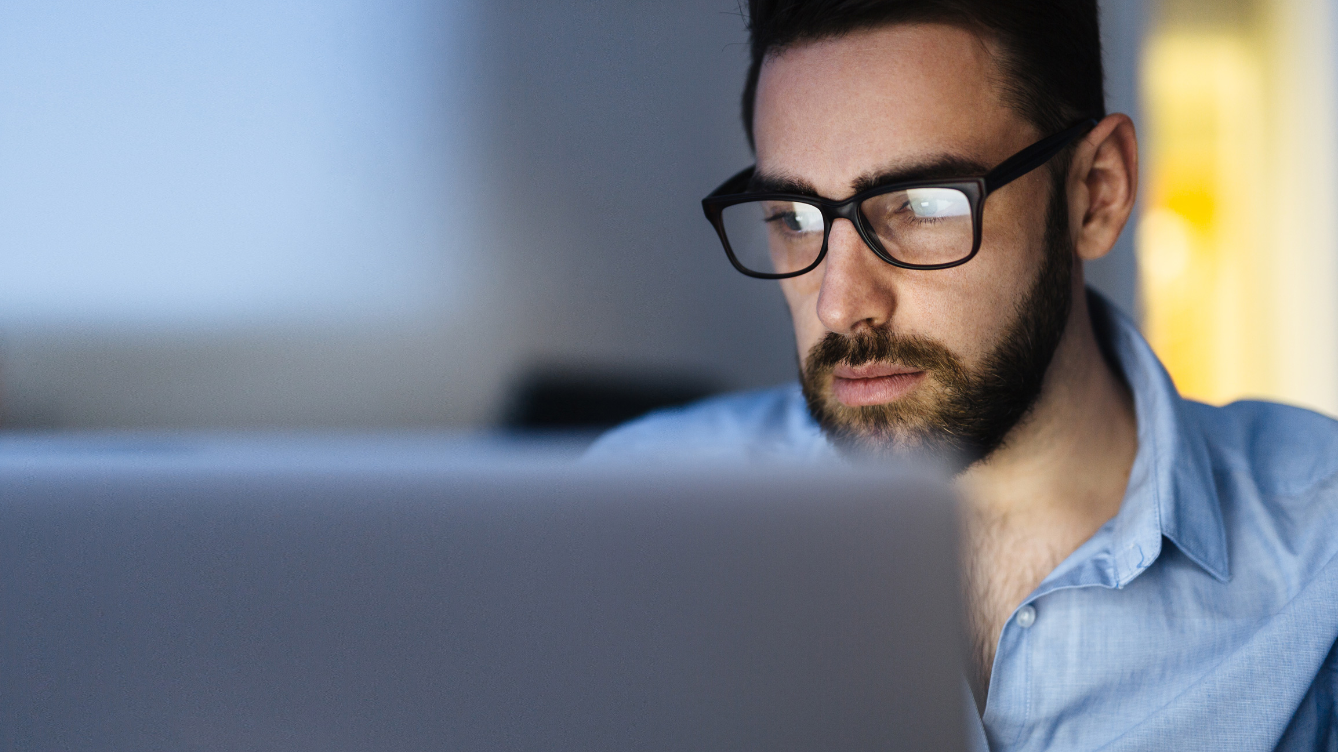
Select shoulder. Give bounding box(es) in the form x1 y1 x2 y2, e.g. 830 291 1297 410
1186 399 1338 592
583 383 832 463
1186 399 1338 498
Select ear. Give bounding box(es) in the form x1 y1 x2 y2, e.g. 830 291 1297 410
1067 114 1139 261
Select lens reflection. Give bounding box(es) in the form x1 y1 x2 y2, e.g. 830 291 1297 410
860 187 973 266
905 188 971 219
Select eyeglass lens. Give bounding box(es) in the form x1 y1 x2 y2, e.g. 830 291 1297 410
719 187 974 275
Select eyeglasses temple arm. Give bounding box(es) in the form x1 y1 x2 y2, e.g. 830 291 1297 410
983 119 1099 195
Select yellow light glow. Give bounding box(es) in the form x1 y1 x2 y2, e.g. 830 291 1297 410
1140 33 1268 403
1137 208 1194 288
1138 8 1338 415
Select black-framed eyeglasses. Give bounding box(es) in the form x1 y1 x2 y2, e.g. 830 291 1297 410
701 119 1098 279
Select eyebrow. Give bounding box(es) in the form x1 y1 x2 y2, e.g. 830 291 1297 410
746 172 821 197
851 156 993 194
749 155 993 199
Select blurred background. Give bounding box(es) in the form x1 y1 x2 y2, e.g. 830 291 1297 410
0 0 1332 433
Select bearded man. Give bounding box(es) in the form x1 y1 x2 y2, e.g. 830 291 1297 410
587 1 1338 748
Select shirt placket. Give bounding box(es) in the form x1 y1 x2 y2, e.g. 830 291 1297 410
982 599 1038 750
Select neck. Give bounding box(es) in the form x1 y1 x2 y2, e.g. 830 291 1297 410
957 284 1137 522
955 280 1138 711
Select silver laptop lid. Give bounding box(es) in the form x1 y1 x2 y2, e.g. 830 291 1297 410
0 435 966 751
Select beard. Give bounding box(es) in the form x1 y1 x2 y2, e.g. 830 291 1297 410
800 182 1075 466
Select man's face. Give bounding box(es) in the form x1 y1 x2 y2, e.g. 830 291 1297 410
752 24 1074 461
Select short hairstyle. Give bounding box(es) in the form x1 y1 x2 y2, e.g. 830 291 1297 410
741 0 1106 149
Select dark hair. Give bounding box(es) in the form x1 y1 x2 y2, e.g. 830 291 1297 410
741 0 1106 149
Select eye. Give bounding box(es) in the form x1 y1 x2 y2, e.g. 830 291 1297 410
764 202 823 234
904 188 970 219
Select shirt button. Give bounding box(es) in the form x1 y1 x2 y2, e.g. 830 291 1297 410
1016 605 1037 628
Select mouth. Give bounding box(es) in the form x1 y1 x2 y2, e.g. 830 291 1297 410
830 364 927 407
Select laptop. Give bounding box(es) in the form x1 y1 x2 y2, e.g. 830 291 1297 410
0 434 967 751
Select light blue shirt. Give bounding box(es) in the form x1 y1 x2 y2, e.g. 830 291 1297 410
587 295 1338 750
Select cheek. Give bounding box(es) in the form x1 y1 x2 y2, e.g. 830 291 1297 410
774 178 1051 370
887 269 1003 362
778 271 826 358
979 181 1052 290
893 187 1051 363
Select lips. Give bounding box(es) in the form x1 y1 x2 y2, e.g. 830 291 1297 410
830 364 926 407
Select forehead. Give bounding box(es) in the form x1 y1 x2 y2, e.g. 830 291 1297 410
752 24 1024 196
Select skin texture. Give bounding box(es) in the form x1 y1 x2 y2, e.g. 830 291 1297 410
752 24 1140 710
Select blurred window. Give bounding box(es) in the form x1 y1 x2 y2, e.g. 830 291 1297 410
1138 0 1338 414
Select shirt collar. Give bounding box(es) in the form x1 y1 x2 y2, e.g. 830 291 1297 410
1089 291 1230 586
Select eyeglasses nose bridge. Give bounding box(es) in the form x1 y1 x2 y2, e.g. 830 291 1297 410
821 200 884 264
819 207 875 262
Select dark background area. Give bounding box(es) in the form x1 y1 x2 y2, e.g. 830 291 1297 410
0 0 1142 431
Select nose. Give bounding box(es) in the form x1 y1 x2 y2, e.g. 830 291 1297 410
815 218 899 335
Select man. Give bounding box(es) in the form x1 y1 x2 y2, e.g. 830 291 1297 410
588 0 1338 749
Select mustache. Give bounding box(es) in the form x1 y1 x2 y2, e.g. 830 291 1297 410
803 329 965 377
